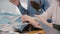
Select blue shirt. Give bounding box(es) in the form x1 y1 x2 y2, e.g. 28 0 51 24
27 0 50 16
16 0 50 22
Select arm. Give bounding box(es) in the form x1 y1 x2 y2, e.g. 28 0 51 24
35 15 53 28
21 15 42 28
35 1 56 28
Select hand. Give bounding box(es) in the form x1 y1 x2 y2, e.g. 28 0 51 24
21 15 36 23
35 15 53 27
35 15 41 19
21 15 42 28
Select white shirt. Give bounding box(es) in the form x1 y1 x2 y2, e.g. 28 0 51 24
47 0 54 4
0 0 22 15
40 0 60 25
20 0 28 9
0 0 22 24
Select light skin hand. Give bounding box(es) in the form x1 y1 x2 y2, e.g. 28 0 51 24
21 15 35 23
21 15 42 28
35 15 53 28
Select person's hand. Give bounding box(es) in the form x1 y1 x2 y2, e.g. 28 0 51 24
21 15 36 24
35 15 53 27
35 15 41 19
21 15 42 28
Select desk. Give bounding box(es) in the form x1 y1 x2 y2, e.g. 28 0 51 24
26 30 45 34
18 24 46 34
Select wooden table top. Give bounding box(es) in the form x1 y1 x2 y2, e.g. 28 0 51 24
26 30 45 34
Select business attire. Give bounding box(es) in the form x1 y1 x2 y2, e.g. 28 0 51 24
15 0 50 32
15 0 45 32
18 5 29 15
38 0 60 34
47 0 54 4
40 0 60 26
33 0 60 34
45 0 55 10
17 0 46 18
17 0 50 16
27 0 50 16
33 0 50 11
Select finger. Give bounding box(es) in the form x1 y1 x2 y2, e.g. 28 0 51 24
22 20 26 23
35 15 40 18
35 15 38 16
23 18 30 21
22 15 29 19
21 16 27 19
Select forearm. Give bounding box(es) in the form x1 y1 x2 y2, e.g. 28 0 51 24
31 20 42 28
37 16 53 28
30 17 42 28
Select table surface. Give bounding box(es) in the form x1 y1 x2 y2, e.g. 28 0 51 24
26 30 45 34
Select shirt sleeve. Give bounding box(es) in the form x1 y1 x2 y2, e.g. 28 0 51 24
40 0 56 20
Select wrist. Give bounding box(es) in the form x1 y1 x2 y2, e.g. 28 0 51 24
30 20 41 28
